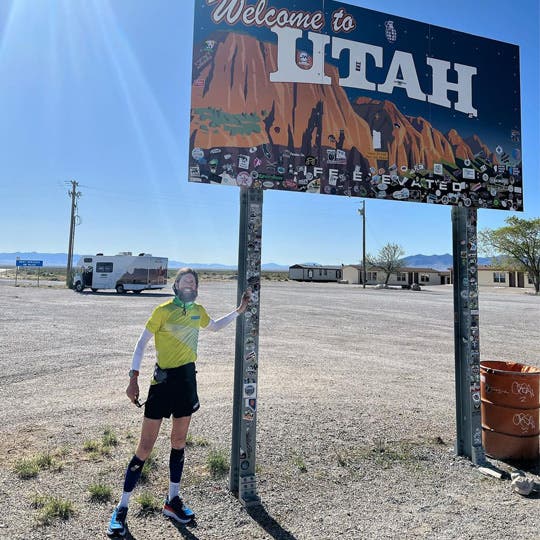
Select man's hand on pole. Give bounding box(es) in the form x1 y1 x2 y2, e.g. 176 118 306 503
237 288 252 314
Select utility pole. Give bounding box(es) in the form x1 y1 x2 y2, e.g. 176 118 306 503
358 201 366 288
66 180 81 287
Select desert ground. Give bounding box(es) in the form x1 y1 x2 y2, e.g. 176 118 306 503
0 279 539 539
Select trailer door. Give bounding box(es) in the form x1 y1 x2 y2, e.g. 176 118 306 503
93 261 114 289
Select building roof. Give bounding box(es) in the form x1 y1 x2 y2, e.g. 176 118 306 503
290 264 342 270
478 265 529 272
342 264 446 273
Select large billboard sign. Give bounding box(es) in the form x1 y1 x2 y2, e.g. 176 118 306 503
189 0 522 211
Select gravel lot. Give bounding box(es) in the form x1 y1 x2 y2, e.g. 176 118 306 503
0 279 539 540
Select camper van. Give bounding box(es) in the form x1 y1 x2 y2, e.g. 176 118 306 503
73 253 168 294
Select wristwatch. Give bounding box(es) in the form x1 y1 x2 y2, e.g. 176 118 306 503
129 369 139 378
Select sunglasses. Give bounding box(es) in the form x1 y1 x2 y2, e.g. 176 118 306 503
134 397 147 408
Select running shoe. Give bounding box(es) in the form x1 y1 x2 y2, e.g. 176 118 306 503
107 505 128 538
162 496 194 524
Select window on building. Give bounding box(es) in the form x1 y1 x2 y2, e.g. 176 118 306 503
420 274 430 283
396 272 407 282
493 272 506 283
324 269 327 276
307 269 313 278
367 271 377 281
528 274 533 284
96 262 113 273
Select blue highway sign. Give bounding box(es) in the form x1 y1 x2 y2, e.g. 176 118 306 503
16 260 43 267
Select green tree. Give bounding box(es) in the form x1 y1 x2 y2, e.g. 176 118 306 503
480 216 540 294
367 243 406 286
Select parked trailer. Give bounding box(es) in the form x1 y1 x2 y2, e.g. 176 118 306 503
73 253 168 294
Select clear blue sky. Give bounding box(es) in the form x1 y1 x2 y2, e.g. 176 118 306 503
1 0 538 265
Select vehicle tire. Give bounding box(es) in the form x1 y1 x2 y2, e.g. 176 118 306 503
91 288 98 293
115 283 126 294
74 281 84 292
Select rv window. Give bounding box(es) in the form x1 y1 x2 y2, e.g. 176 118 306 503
84 258 93 263
96 262 113 273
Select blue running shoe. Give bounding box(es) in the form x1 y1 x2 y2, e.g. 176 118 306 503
107 505 128 538
162 496 194 524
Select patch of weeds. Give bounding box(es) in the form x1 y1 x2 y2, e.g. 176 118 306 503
14 458 40 479
291 453 308 473
186 433 210 447
54 446 71 458
102 428 118 448
338 438 429 471
88 483 112 503
35 452 58 470
370 438 411 468
84 431 118 457
31 494 75 525
14 452 60 479
136 492 161 514
207 448 229 478
140 451 158 483
83 439 101 453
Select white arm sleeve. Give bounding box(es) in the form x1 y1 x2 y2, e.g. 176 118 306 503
205 310 239 332
131 328 153 371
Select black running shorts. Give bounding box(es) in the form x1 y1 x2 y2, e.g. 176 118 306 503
144 362 200 419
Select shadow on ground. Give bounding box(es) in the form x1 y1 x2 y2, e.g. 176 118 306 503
247 504 297 540
169 518 200 539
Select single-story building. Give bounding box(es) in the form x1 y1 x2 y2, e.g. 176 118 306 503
289 264 343 282
342 265 451 286
477 265 535 289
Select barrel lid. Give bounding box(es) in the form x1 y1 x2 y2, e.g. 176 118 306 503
480 360 540 376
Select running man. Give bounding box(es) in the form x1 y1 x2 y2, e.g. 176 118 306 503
107 268 250 538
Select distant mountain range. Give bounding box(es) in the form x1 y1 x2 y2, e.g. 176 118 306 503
402 254 491 271
0 252 492 271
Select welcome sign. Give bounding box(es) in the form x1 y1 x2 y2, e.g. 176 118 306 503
189 0 523 211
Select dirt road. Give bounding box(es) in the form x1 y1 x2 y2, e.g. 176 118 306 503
0 280 538 539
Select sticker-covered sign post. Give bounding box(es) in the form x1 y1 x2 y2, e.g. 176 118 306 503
230 188 263 506
452 208 484 464
189 0 523 495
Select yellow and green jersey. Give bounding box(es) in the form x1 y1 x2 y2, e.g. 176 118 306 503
145 298 210 369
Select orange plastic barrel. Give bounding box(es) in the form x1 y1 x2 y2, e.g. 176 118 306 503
481 361 540 460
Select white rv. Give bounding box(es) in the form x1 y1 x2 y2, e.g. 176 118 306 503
73 253 168 294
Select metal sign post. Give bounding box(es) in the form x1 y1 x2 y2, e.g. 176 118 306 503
230 187 263 507
452 207 485 464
